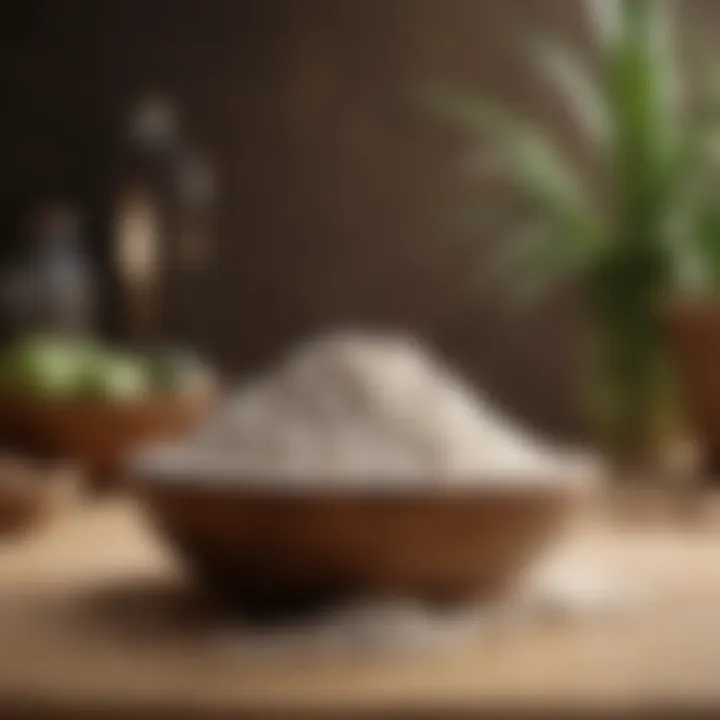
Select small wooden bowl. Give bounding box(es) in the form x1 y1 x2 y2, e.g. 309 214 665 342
134 465 581 613
0 459 78 537
0 392 216 490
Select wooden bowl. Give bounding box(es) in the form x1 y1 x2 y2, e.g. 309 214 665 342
0 459 79 537
134 466 581 613
0 392 215 490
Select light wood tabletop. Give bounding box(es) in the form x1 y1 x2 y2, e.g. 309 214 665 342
0 494 719 716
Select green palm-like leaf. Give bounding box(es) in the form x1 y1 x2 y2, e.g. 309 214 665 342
532 41 608 149
464 217 588 308
503 220 595 302
603 0 682 250
421 0 720 459
585 0 622 50
423 86 601 254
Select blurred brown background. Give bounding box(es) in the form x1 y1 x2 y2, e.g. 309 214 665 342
1 0 718 440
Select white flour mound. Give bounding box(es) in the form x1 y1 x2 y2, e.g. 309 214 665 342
184 331 600 484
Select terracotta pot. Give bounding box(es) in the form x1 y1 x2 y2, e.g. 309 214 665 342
134 473 582 613
664 297 720 473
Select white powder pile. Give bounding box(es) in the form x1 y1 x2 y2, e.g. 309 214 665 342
176 330 599 485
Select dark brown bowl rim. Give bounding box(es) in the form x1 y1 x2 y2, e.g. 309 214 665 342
129 467 586 499
0 388 214 411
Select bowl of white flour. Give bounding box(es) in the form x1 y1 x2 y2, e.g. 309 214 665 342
132 331 600 611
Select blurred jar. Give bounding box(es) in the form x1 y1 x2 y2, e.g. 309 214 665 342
113 95 177 344
31 203 96 337
112 94 217 345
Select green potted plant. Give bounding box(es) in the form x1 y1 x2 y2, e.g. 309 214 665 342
426 0 720 471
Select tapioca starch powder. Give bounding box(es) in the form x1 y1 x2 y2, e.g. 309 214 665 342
190 331 598 484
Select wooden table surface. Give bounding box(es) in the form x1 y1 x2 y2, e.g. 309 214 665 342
1 495 720 716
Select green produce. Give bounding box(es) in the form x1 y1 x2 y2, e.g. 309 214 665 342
0 335 212 403
147 349 213 395
79 353 149 402
0 336 88 400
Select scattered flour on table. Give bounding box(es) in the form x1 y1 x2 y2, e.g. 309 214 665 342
208 555 642 663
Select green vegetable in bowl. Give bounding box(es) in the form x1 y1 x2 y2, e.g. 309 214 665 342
0 335 212 404
0 335 89 400
79 353 149 402
147 348 213 396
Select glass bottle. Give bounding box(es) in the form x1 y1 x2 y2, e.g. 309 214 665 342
112 95 177 345
33 203 96 337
